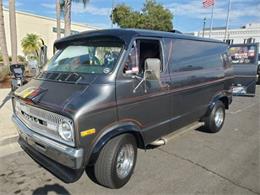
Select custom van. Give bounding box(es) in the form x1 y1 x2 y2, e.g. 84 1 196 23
12 29 233 189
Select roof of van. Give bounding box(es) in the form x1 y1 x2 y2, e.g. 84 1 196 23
54 28 225 49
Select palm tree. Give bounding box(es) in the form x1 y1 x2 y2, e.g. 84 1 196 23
0 0 10 67
9 0 17 64
21 33 42 58
56 0 61 39
63 0 89 36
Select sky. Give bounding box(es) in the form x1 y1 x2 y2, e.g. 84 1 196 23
3 0 260 32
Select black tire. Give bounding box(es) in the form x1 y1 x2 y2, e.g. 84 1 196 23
204 101 225 133
93 134 137 189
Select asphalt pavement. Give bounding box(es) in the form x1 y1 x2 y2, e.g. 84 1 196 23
0 86 259 195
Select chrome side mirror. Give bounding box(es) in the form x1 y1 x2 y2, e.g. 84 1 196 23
133 58 161 93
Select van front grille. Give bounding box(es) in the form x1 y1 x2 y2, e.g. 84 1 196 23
14 99 74 146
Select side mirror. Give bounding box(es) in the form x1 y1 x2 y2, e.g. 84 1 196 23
133 58 161 93
144 58 161 81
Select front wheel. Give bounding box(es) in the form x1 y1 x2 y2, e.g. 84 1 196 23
94 134 137 189
204 101 226 133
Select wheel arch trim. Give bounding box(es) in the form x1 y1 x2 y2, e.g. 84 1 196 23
86 122 144 165
206 91 230 116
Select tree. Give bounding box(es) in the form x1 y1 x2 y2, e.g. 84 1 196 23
56 0 61 39
63 0 89 36
21 33 42 58
9 0 17 64
0 0 10 67
111 0 173 31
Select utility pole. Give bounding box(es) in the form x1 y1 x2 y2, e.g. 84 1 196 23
209 2 215 38
202 17 206 38
224 0 231 42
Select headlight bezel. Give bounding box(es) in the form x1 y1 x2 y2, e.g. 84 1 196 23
58 119 74 142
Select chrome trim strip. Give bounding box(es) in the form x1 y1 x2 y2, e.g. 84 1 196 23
12 115 83 169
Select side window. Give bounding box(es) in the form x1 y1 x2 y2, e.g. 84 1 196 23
123 39 163 75
169 39 223 73
123 41 139 74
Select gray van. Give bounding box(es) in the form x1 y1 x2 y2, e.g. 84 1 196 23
12 29 233 189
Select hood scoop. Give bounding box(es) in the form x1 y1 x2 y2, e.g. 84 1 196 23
38 72 83 83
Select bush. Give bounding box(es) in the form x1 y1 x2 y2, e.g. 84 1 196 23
17 55 27 63
0 65 10 82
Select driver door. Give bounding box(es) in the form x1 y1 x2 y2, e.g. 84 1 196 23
116 38 171 144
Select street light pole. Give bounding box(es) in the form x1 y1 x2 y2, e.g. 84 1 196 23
209 2 215 38
202 17 206 38
224 0 231 42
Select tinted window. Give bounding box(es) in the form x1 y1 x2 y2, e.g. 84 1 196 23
167 39 224 72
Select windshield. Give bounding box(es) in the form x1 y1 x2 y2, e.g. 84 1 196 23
43 43 123 74
229 45 257 65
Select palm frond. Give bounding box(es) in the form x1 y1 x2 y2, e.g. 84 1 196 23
61 0 89 9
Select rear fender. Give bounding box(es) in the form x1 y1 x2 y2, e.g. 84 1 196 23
205 92 230 117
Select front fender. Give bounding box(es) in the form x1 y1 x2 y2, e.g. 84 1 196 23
86 122 144 165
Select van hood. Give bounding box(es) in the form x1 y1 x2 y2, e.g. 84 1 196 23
14 78 91 116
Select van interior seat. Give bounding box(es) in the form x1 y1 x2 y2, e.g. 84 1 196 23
139 41 160 73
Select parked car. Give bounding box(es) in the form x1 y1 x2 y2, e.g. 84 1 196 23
229 43 259 95
12 29 233 189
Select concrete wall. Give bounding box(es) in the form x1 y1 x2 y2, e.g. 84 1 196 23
192 23 260 44
3 8 100 59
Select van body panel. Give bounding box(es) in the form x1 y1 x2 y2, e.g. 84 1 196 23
116 76 171 144
163 38 231 134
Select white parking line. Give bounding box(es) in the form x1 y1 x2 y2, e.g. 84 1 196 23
227 103 256 114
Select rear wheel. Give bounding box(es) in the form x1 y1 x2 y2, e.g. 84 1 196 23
204 101 225 133
93 134 137 189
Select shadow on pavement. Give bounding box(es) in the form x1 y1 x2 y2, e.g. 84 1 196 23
32 184 70 195
0 90 12 110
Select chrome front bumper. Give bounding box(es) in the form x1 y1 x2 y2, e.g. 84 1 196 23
12 115 83 169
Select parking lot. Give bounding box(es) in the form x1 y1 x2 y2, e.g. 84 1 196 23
0 86 259 195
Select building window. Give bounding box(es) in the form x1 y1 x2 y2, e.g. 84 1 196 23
225 39 234 45
244 38 255 44
52 27 79 35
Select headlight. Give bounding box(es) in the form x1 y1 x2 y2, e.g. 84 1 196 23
58 120 74 142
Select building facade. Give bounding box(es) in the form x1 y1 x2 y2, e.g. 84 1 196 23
192 23 260 45
3 8 100 59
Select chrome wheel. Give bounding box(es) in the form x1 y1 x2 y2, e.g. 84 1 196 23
214 108 224 128
116 144 134 179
